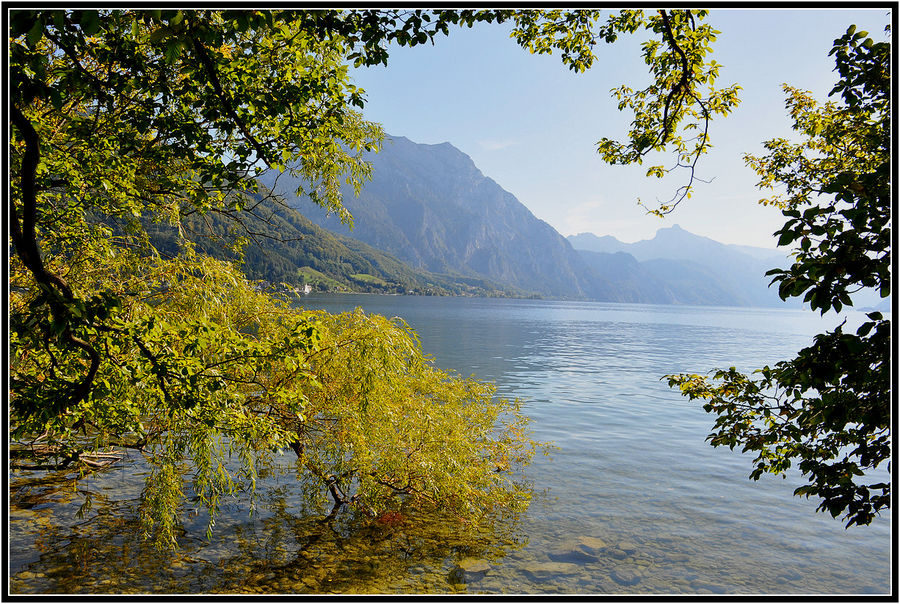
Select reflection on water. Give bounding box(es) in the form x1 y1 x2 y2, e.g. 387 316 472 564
8 297 891 594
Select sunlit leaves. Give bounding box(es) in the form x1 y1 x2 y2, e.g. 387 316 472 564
11 244 323 546
11 9 385 234
293 309 543 523
9 8 550 551
8 8 385 448
745 27 890 315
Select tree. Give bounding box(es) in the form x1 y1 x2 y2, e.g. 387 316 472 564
667 26 890 527
8 9 539 549
10 9 383 413
9 9 739 548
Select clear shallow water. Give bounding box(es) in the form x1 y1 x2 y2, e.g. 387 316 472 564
9 296 891 594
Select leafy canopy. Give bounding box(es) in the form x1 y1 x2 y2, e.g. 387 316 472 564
8 9 544 549
667 26 891 527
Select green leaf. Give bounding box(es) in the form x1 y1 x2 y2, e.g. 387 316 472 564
80 11 100 35
26 20 45 45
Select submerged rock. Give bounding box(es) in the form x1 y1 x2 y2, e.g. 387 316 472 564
610 566 645 587
577 536 609 553
547 547 597 564
617 541 638 554
448 558 492 584
547 535 609 563
690 580 727 594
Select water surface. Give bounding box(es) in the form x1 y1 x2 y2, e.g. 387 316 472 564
9 296 891 594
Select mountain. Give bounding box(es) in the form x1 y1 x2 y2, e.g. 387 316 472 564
261 136 608 300
568 225 783 266
257 134 809 307
726 243 787 262
568 226 789 307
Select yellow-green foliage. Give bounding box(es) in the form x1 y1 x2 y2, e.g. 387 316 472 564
296 309 539 521
10 241 541 548
9 9 548 550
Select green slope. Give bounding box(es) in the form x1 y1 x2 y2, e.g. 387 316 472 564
139 190 519 298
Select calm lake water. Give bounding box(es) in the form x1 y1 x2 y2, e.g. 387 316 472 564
8 296 891 594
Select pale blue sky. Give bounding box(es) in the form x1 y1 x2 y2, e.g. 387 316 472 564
349 8 891 248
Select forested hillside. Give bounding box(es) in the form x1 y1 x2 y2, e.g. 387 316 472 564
134 189 519 297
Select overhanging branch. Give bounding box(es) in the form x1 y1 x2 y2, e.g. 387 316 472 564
11 105 101 408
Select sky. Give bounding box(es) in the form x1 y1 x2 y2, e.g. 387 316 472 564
348 8 891 248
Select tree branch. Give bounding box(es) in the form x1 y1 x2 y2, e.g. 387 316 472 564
658 10 692 147
11 105 101 408
189 32 275 168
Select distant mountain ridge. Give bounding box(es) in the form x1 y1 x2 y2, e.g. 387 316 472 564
568 226 783 264
261 135 809 307
568 227 789 307
575 250 755 306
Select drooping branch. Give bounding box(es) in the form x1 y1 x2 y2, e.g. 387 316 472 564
10 444 124 471
325 474 348 506
10 106 72 297
648 9 714 214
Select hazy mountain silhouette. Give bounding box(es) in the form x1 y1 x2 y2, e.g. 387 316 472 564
569 227 789 307
262 136 612 299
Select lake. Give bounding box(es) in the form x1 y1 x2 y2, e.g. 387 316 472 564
8 295 891 594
